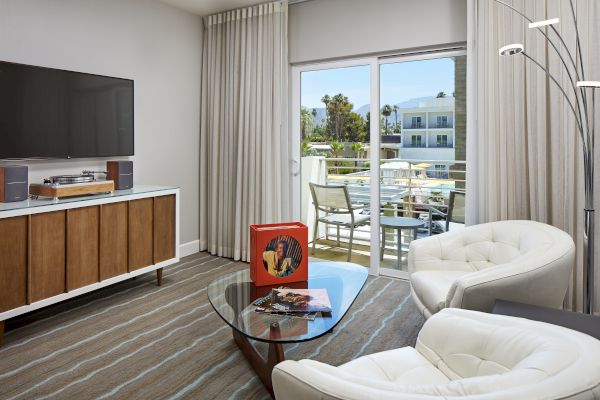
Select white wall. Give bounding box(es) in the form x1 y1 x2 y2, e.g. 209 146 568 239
289 0 467 63
0 0 203 247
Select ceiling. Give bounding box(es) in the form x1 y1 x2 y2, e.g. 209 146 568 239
157 0 268 16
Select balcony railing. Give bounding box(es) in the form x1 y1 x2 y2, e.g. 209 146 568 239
406 122 424 129
434 143 453 148
381 135 402 144
301 156 466 268
315 156 466 217
403 143 427 148
433 122 453 129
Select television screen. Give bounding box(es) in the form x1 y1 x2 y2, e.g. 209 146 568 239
0 61 134 159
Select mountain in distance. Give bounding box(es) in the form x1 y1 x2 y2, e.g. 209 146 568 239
308 96 441 126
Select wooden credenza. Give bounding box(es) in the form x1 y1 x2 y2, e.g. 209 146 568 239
0 186 179 346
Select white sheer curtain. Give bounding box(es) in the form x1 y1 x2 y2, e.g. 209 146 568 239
199 1 290 261
467 0 600 311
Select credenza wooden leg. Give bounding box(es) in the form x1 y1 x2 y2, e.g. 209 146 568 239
0 321 4 347
156 268 163 286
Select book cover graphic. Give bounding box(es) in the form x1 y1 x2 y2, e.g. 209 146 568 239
270 288 332 313
262 235 302 278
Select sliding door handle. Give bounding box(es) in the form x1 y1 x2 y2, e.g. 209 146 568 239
291 159 300 177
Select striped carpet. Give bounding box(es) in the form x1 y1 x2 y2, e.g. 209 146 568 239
0 253 424 400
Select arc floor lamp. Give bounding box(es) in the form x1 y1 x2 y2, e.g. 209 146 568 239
494 0 598 314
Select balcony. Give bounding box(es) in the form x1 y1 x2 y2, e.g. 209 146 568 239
431 122 453 129
405 122 425 129
403 143 427 148
434 143 453 148
381 135 402 144
301 156 466 272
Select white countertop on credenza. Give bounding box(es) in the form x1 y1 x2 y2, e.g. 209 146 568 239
0 185 179 218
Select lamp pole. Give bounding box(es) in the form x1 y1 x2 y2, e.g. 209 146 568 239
579 81 597 314
495 0 598 314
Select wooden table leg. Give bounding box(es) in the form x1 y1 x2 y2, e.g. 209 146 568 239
0 320 4 348
232 322 285 397
156 268 163 286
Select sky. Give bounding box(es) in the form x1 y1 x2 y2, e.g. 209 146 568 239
300 57 456 110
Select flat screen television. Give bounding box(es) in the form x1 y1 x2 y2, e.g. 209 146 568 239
0 60 134 159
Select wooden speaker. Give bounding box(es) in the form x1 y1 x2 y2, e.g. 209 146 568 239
0 165 28 202
107 161 133 190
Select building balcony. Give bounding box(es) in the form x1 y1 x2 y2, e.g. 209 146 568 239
405 123 425 129
381 135 402 144
430 122 453 129
403 143 427 148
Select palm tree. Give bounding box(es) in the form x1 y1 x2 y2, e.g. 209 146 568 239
300 107 313 139
330 141 344 157
330 140 344 168
351 142 362 157
436 91 446 98
331 93 348 141
351 142 362 169
381 104 393 135
393 105 399 133
301 139 311 156
321 94 331 136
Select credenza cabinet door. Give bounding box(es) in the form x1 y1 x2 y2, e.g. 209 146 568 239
67 206 100 291
100 202 128 280
29 211 66 302
128 198 153 271
154 195 176 263
0 216 27 312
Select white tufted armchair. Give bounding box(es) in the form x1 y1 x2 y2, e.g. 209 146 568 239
408 220 575 318
272 308 600 400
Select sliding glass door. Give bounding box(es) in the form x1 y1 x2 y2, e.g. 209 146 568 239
292 50 466 278
292 60 377 271
377 52 466 277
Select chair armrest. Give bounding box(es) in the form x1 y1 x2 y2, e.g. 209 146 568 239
429 207 447 218
446 244 575 312
272 360 436 400
428 207 447 235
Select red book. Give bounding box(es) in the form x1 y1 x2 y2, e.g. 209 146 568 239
250 222 308 286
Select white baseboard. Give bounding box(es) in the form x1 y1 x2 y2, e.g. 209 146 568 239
179 240 200 258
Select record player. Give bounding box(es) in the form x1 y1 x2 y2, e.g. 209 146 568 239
29 171 115 200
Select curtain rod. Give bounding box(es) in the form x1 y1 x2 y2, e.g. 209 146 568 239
290 43 467 67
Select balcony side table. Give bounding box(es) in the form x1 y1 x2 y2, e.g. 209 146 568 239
380 216 424 269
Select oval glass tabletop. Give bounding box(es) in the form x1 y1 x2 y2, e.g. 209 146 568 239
207 262 368 344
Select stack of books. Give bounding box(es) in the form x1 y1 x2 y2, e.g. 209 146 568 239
253 288 332 321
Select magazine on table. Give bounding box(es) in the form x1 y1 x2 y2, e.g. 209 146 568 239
270 288 332 313
253 293 319 320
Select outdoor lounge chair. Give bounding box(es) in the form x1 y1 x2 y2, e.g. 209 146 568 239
428 190 465 235
309 182 369 262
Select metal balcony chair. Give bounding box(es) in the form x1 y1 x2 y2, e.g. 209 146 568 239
309 182 370 262
428 190 465 235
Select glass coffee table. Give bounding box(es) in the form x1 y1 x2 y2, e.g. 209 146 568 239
207 261 368 394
